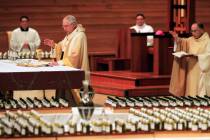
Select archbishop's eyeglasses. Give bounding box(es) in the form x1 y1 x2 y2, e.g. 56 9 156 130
62 23 74 28
191 29 200 33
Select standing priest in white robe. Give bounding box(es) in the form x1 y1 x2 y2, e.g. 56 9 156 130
169 23 210 97
10 16 42 99
130 13 154 47
44 15 89 105
10 16 41 52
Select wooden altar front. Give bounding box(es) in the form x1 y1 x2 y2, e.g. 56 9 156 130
0 60 85 105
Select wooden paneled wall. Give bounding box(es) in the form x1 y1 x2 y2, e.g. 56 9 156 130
195 0 210 34
0 0 169 53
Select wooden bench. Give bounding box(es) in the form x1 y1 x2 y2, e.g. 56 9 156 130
88 51 116 71
95 57 130 71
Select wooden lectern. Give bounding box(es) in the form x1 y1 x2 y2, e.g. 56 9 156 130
94 30 174 74
130 32 174 75
153 34 174 75
130 33 148 72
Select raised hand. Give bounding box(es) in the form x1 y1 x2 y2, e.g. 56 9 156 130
169 31 178 39
169 31 180 42
44 38 55 47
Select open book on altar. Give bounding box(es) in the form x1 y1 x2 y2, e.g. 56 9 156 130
172 51 191 58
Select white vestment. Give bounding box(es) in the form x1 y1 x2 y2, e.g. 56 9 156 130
130 23 154 46
10 27 41 52
10 28 42 99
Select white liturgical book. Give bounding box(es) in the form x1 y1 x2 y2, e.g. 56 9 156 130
172 51 189 58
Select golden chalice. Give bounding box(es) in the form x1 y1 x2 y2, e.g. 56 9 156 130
50 48 57 62
36 49 42 61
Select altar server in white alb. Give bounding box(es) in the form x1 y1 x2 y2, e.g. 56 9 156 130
10 16 41 52
130 13 154 46
10 16 43 99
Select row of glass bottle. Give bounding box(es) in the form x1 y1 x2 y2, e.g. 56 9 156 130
128 107 210 131
0 97 69 110
1 107 210 136
0 110 68 136
106 95 210 107
0 49 55 60
80 107 210 133
0 110 112 136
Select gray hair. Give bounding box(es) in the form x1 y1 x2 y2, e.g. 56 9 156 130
64 15 77 24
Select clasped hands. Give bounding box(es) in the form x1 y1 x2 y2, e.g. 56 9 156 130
23 41 30 49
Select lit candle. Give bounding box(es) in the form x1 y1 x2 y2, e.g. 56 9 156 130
180 0 185 5
181 9 185 17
